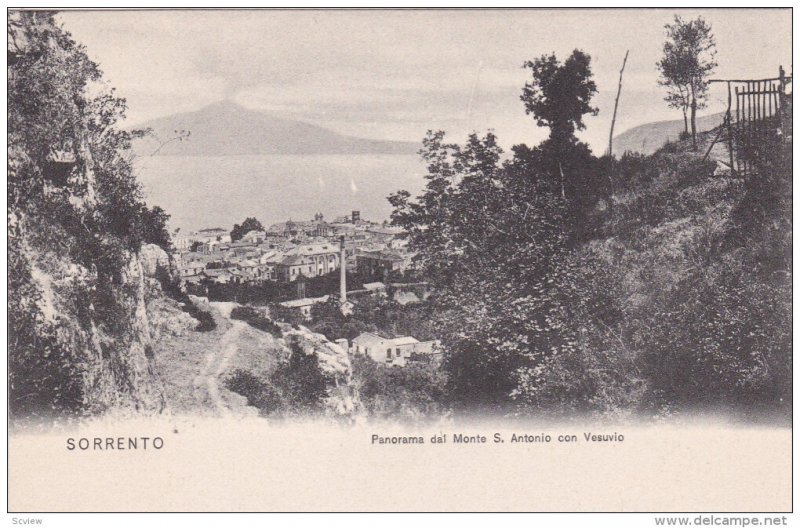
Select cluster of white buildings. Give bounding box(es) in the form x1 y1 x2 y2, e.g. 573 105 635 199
173 211 415 286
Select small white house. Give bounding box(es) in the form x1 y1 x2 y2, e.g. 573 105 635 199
278 295 329 319
349 332 437 367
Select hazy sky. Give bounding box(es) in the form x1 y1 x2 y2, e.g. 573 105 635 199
58 8 791 152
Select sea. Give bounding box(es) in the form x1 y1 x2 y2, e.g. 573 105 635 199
133 154 427 232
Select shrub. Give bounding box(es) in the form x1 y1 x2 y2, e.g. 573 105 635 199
276 340 332 412
230 305 282 338
351 354 449 421
267 303 306 327
224 369 282 415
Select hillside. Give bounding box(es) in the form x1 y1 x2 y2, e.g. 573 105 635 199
8 12 195 419
613 111 725 155
578 127 792 417
134 100 419 157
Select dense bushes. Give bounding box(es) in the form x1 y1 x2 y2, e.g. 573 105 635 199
306 295 439 343
224 342 331 416
351 354 449 421
388 115 791 420
225 369 283 413
230 306 282 337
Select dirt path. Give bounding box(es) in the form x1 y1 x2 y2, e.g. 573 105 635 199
192 301 252 418
199 319 246 417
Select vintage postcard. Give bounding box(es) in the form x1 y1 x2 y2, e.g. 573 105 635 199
6 7 793 516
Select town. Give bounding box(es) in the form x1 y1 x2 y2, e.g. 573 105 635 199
172 210 411 287
151 210 439 367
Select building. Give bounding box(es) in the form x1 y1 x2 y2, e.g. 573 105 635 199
266 214 331 239
179 261 206 279
274 243 342 282
349 332 438 367
365 225 403 244
201 269 233 284
173 227 232 252
240 230 266 244
278 295 330 319
356 249 412 277
274 255 315 282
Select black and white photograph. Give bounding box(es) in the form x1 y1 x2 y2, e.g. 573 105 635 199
6 7 794 517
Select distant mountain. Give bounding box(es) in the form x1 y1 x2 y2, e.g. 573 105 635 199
613 111 726 155
133 100 419 156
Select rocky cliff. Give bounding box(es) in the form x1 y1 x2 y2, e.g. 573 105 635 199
8 12 171 419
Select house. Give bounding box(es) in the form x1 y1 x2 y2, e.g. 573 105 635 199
171 227 234 252
349 332 438 367
179 261 206 279
356 249 412 277
366 225 403 243
293 243 341 274
201 269 233 284
241 230 266 244
258 264 275 281
274 243 341 282
278 295 330 319
274 255 315 282
173 234 196 251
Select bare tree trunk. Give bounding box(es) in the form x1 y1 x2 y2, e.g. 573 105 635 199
607 50 629 233
683 108 688 135
690 84 698 149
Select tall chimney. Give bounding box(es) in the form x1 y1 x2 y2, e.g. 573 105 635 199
339 235 347 304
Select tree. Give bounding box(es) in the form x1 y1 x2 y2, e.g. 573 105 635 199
230 217 263 241
521 50 598 149
138 205 172 250
657 15 717 148
389 131 578 411
520 50 604 241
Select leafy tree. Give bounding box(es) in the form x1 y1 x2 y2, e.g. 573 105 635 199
521 50 598 148
657 15 717 148
520 50 605 241
390 131 577 411
230 217 264 241
138 205 172 250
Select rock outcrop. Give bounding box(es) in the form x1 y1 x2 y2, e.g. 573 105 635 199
8 12 171 419
282 325 359 417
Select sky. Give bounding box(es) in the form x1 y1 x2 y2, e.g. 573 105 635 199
58 8 792 153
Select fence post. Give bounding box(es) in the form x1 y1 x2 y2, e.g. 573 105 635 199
778 66 786 142
727 81 735 173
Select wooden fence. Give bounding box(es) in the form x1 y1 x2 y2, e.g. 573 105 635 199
708 66 791 176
